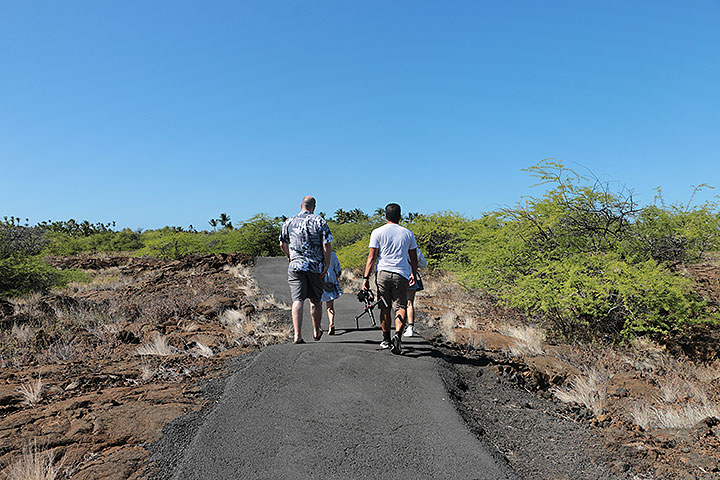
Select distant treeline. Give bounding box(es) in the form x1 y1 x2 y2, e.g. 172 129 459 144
2 160 720 343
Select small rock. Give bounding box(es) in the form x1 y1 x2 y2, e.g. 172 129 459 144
67 399 91 410
0 299 14 318
117 330 140 344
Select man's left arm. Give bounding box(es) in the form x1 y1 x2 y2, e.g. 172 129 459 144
408 248 419 286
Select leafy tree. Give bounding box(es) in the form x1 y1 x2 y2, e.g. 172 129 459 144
332 208 369 224
218 214 283 256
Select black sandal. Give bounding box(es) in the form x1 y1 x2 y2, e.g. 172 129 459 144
313 329 323 341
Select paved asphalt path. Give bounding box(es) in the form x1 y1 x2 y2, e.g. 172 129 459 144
172 257 519 479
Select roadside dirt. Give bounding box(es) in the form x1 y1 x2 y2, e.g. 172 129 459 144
1 255 718 479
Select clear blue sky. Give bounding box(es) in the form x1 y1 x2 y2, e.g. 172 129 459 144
1 1 718 230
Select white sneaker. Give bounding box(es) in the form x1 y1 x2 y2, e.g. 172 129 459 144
403 324 414 337
380 340 391 349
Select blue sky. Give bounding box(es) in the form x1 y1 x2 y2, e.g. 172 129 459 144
1 1 718 230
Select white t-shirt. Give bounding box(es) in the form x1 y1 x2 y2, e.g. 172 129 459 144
369 223 418 279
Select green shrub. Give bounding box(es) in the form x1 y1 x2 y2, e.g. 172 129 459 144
134 215 284 259
0 224 48 258
450 160 720 341
221 214 283 257
0 256 62 298
137 230 211 260
327 221 376 249
504 253 716 340
336 234 371 270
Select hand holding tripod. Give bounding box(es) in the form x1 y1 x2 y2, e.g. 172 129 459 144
353 289 387 330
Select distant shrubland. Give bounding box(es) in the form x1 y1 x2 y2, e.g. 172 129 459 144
3 160 719 344
337 160 720 341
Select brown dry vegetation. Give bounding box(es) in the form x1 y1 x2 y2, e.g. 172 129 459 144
417 266 720 479
0 254 291 479
2 254 719 479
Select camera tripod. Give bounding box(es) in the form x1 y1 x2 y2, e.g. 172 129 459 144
354 290 387 330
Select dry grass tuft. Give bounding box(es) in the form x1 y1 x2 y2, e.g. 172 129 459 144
4 443 62 480
224 312 292 347
459 316 480 330
500 324 546 357
552 368 607 415
632 403 720 430
182 322 200 332
17 376 43 406
694 360 720 383
135 333 175 356
140 365 155 382
9 293 42 308
657 373 708 405
439 312 459 341
139 363 184 382
255 293 290 311
191 341 214 358
224 264 290 311
224 264 254 280
11 323 35 343
220 308 248 325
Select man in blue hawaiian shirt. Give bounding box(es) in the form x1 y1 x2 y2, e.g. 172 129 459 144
279 196 333 344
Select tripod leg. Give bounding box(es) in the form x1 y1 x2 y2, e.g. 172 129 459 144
368 307 376 327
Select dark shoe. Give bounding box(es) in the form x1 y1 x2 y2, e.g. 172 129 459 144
390 334 402 355
313 329 323 341
328 325 335 335
294 338 306 344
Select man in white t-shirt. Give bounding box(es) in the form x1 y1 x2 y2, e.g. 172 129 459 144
361 203 419 355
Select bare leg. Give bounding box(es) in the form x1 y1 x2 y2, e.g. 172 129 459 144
407 290 416 326
326 300 335 332
380 308 392 332
395 308 407 334
292 300 304 342
310 298 323 338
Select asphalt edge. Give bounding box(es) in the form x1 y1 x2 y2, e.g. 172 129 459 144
144 348 264 480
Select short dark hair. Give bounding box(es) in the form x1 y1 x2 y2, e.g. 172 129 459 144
385 203 401 223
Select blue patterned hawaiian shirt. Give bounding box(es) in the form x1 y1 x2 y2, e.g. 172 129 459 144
279 211 333 273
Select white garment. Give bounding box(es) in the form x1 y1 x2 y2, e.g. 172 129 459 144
321 252 343 302
368 223 418 280
417 249 427 269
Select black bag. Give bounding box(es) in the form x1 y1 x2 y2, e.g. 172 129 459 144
323 282 337 292
411 274 424 292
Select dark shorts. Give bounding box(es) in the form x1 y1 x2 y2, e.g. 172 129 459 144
288 270 324 302
376 270 409 310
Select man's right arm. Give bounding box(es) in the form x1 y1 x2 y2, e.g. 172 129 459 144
362 247 378 291
280 242 290 260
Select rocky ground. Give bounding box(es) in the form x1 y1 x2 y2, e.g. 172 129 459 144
0 254 290 479
415 269 720 480
0 255 718 479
